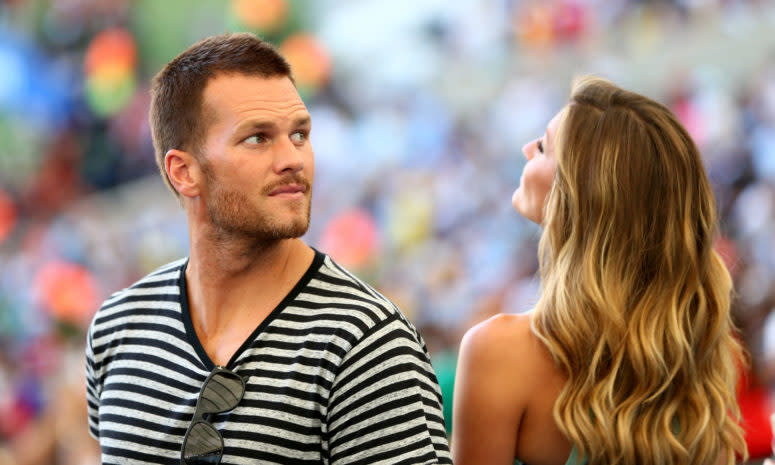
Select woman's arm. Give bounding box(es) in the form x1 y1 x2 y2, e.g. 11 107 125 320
452 314 529 465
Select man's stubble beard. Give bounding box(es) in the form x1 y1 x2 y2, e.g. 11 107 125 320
201 163 312 242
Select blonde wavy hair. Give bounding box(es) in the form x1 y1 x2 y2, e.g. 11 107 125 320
531 76 747 465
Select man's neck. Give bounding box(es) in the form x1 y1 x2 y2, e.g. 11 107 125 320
184 233 315 365
189 232 296 280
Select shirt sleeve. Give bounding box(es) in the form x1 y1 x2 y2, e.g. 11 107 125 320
85 323 102 440
326 317 452 465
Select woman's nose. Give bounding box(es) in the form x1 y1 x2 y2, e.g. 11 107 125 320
522 139 536 161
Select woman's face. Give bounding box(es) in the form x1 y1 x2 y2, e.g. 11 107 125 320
512 109 563 224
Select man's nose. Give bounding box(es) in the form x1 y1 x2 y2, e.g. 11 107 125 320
273 138 305 173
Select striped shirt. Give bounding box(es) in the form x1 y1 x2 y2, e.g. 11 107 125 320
86 250 452 464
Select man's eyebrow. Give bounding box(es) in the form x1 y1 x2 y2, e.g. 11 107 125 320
294 116 312 126
235 116 311 133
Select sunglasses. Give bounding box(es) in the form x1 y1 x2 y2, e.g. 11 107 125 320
181 366 246 465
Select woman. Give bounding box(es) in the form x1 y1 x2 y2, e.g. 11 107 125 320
452 76 748 465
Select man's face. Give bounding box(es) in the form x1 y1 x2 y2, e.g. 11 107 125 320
197 73 314 241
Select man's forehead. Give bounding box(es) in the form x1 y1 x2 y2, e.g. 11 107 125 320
202 73 307 120
204 73 300 102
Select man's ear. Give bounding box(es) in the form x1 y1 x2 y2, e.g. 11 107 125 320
165 149 202 198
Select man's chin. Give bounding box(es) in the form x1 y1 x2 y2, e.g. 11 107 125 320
268 218 310 240
282 225 309 240
211 221 309 243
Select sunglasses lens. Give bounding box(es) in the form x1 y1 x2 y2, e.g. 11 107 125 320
182 421 223 464
182 368 244 464
199 371 244 415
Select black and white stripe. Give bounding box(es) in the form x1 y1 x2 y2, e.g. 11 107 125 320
86 251 452 464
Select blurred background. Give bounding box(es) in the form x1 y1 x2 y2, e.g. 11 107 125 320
0 0 774 463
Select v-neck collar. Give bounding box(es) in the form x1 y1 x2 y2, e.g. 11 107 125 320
178 249 325 370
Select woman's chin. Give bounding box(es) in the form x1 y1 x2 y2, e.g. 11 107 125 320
511 189 522 212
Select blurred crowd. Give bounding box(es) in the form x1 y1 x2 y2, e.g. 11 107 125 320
0 0 774 463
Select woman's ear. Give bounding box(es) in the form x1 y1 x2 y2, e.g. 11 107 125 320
165 149 202 198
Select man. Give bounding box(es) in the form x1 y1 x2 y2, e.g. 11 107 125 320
85 32 452 464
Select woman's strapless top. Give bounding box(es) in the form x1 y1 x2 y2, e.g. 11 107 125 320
514 445 585 465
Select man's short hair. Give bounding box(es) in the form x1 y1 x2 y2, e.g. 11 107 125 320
149 32 293 196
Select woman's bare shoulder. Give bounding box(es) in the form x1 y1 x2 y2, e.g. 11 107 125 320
464 312 533 343
461 313 550 377
453 313 537 463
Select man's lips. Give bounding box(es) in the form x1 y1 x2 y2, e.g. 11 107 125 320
269 184 307 196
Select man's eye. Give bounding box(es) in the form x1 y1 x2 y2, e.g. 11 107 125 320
290 131 308 143
244 134 266 145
